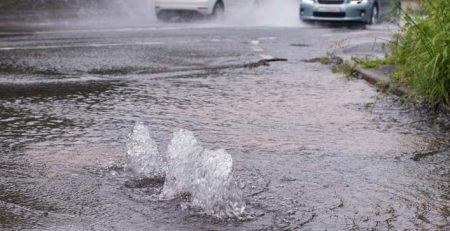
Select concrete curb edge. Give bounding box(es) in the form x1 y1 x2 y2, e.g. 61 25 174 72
351 63 450 112
354 66 409 97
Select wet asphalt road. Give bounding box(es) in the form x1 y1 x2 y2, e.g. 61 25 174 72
0 15 449 230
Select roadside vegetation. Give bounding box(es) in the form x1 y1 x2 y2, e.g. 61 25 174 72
331 60 356 77
388 0 450 106
352 57 386 69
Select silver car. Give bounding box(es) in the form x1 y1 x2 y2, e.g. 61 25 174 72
155 0 226 21
300 0 400 24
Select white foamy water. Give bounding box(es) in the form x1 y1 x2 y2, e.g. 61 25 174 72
126 125 245 218
161 129 204 198
126 122 166 178
191 149 245 218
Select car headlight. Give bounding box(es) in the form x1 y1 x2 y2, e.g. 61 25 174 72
302 0 315 3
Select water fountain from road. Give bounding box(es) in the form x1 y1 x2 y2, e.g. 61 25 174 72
191 149 245 218
126 122 166 179
126 123 245 218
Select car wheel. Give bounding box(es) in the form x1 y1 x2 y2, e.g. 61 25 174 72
369 3 379 24
211 1 225 19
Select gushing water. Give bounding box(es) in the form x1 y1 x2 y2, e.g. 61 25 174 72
161 129 204 199
126 124 245 218
126 122 166 178
191 149 245 218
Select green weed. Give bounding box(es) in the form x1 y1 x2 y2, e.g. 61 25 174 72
321 57 330 65
352 57 387 69
388 0 450 106
331 61 358 78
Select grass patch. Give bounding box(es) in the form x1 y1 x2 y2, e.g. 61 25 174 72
353 58 387 69
320 57 330 65
388 0 450 106
331 61 358 78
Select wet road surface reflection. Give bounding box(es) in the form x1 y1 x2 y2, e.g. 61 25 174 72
0 24 449 230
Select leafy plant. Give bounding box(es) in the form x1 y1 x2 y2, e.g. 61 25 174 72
389 0 450 106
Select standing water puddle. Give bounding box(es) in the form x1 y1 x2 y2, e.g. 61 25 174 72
0 19 449 230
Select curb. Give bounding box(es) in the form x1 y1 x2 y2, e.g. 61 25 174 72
354 66 409 96
352 64 450 112
335 54 410 96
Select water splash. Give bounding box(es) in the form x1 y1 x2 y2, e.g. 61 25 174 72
191 149 245 218
126 126 245 218
125 122 166 178
161 129 204 198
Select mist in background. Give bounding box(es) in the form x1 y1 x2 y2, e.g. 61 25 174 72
0 0 302 30
0 0 156 29
225 0 302 27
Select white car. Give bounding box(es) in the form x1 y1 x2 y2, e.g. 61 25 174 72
155 0 226 21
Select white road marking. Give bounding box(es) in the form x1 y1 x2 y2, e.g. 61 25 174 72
258 37 277 41
259 54 274 59
251 46 264 52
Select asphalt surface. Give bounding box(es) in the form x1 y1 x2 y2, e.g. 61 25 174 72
0 8 449 231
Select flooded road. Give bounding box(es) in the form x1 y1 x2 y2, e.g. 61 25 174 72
1 17 449 230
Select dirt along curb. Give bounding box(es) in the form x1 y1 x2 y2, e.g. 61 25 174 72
325 52 410 97
353 65 408 96
327 36 411 97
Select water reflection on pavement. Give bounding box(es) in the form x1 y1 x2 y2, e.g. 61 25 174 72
0 22 449 230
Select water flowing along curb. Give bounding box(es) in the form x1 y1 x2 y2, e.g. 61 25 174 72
339 56 450 112
354 66 408 97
